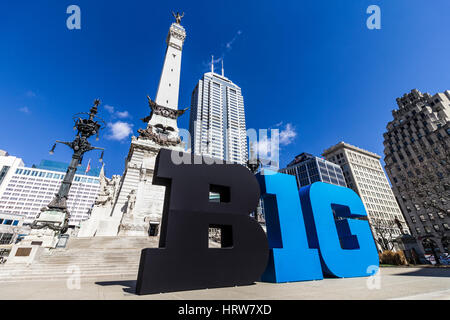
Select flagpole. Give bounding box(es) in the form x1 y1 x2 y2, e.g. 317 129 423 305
85 159 91 175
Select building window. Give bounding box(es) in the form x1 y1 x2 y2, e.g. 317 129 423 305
0 233 14 245
0 166 10 186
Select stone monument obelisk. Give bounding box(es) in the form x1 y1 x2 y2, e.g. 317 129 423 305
79 12 187 237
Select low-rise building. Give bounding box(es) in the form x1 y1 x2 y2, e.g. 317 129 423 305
280 152 347 189
0 213 26 245
0 154 101 226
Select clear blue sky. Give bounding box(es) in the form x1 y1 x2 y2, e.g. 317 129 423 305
1 0 449 177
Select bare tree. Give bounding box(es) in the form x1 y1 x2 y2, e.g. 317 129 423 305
370 218 402 251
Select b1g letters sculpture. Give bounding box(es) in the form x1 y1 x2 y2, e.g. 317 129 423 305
136 149 269 295
136 149 379 295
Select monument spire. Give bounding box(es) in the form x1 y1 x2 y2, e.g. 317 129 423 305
140 11 188 143
153 13 186 112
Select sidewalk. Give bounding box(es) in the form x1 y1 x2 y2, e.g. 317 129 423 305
381 264 450 268
0 266 448 300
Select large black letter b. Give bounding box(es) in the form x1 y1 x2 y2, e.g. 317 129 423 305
136 149 269 295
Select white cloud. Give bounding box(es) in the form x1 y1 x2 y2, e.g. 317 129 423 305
106 121 133 141
203 55 224 72
251 123 297 165
279 123 297 145
103 104 131 119
104 105 115 113
115 111 131 119
203 30 243 72
251 132 280 170
19 106 31 114
25 91 36 98
225 30 243 51
254 135 271 156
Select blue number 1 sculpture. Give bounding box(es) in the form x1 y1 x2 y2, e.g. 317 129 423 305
257 172 323 282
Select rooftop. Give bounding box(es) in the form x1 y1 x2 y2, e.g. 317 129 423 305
322 142 381 159
286 152 316 167
32 159 101 177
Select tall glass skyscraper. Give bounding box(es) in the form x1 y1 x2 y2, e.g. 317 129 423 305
189 64 248 164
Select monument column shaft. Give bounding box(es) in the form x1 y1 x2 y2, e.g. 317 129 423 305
154 23 186 111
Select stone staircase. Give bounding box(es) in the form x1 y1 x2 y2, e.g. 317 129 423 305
0 236 159 282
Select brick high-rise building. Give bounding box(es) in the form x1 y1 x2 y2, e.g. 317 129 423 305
383 89 450 259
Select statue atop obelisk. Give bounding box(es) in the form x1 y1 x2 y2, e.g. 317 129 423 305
172 11 184 24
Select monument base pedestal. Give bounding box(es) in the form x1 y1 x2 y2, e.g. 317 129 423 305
6 228 58 265
78 205 122 237
21 228 59 248
118 215 149 237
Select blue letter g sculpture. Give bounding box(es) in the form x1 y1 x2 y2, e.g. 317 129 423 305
299 182 379 278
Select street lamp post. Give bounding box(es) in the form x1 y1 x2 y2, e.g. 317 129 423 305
246 145 265 224
31 99 105 235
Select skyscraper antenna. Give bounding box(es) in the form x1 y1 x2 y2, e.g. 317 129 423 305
211 55 214 73
221 59 224 76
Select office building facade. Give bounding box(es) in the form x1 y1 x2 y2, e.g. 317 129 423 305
280 152 347 189
383 89 450 257
0 154 101 226
0 213 27 246
323 142 410 251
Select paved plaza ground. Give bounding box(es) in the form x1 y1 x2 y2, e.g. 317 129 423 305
0 266 448 300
